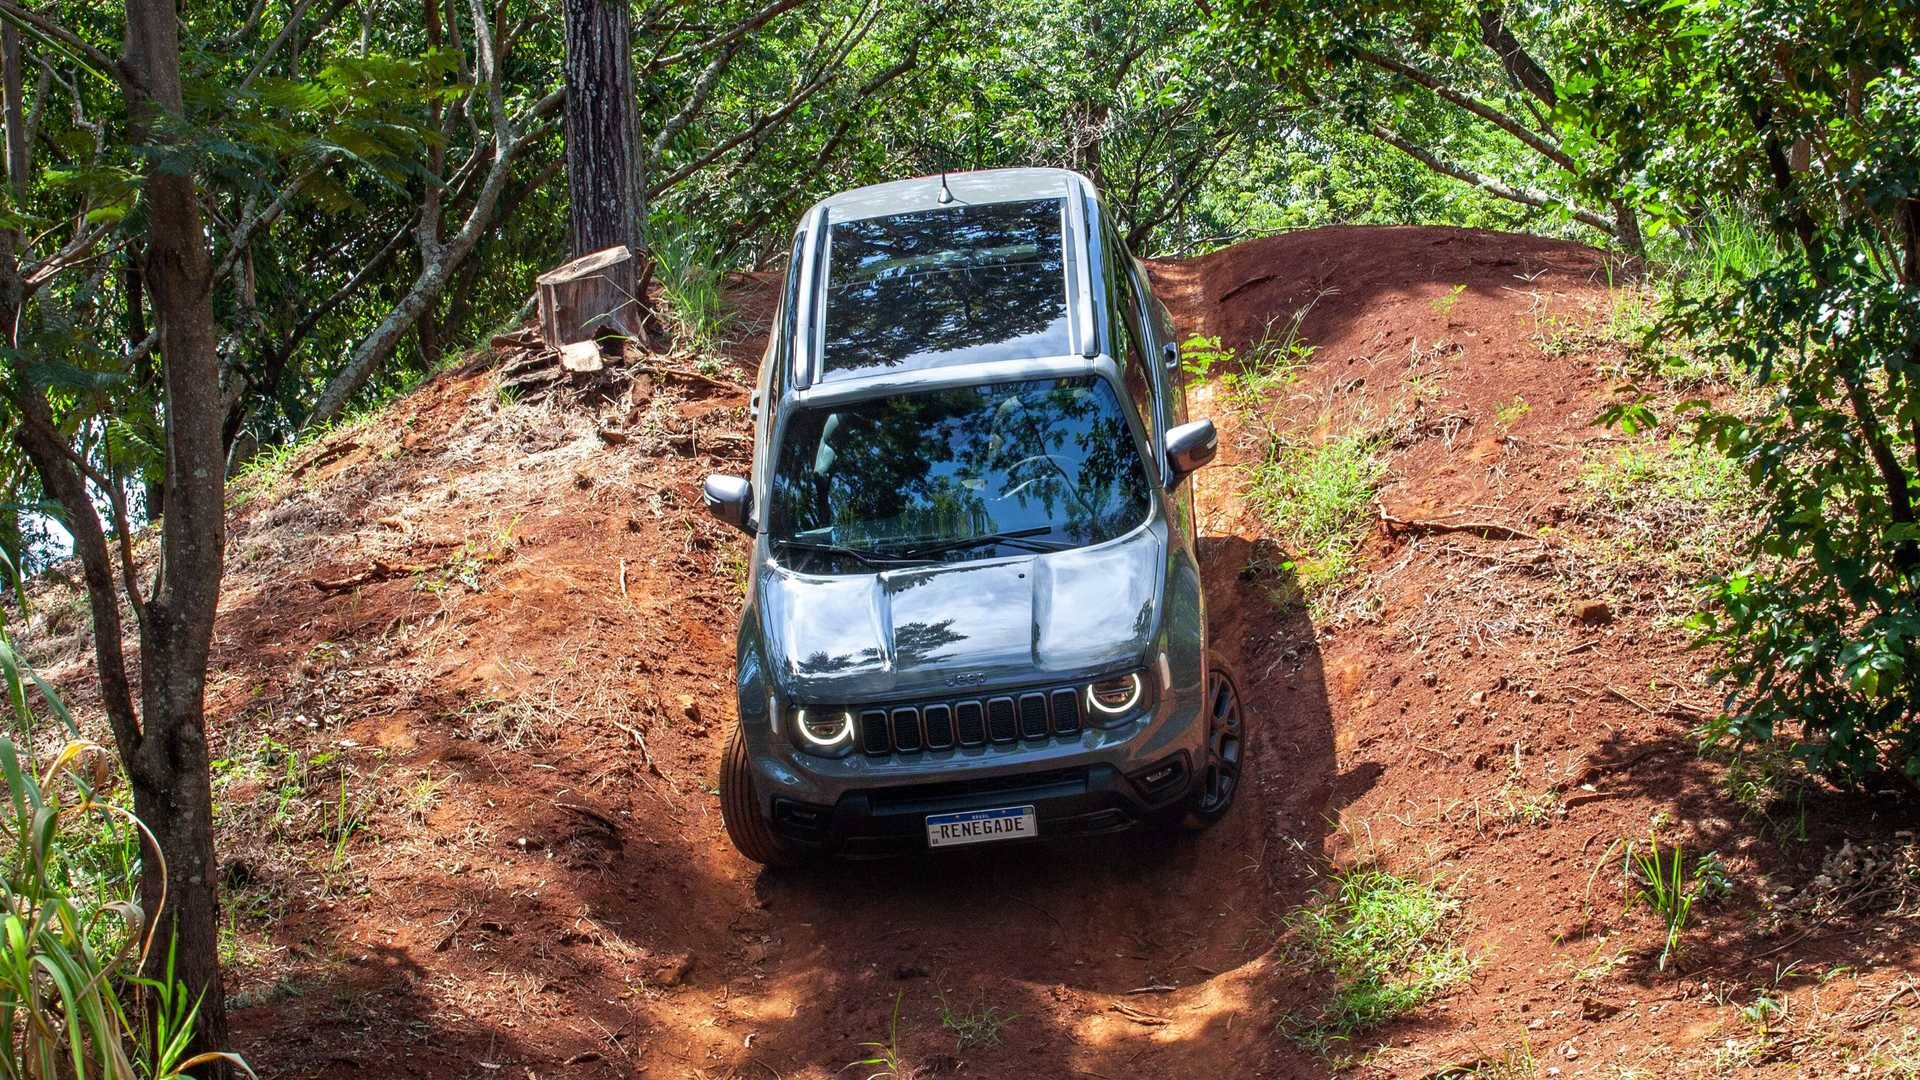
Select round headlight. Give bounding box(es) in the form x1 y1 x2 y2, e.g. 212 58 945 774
794 708 854 748
1087 672 1143 715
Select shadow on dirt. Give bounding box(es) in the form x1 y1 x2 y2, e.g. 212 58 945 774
1554 728 1920 993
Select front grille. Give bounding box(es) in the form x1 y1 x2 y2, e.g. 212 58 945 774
859 709 890 754
823 681 1092 758
1051 688 1082 733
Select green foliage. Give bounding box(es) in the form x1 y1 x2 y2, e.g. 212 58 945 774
1287 868 1473 1048
648 212 734 353
849 991 907 1080
1578 436 1752 581
938 992 1017 1051
0 627 251 1079
1179 334 1237 382
1552 2 1920 784
1246 434 1386 597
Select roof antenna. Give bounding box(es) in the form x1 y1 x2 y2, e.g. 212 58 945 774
937 171 953 204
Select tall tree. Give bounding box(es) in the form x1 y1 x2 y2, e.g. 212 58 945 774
563 0 642 258
121 0 232 1064
0 0 234 1069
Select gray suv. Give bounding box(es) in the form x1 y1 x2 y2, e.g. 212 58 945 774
703 168 1244 865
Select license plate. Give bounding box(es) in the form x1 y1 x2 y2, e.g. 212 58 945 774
925 805 1037 849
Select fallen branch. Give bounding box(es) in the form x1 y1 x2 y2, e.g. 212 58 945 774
1108 1002 1170 1026
1376 506 1535 541
1218 271 1278 304
309 557 433 593
288 439 360 479
1604 685 1706 720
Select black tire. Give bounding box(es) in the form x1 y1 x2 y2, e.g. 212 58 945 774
719 725 809 868
1185 653 1246 828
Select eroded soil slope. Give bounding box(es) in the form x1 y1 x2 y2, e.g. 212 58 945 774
23 225 1920 1078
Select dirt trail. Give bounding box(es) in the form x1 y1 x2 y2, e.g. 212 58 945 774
24 226 1920 1078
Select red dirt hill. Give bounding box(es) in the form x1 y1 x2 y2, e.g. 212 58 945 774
24 225 1920 1078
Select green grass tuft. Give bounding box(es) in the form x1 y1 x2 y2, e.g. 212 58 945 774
1287 868 1474 1049
1578 436 1751 581
1245 433 1386 598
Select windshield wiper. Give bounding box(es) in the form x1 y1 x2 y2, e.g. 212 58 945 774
891 527 1071 559
774 540 930 568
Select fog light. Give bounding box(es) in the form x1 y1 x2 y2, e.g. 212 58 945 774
794 708 854 748
1087 672 1143 716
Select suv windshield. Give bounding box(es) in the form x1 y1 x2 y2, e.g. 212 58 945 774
768 376 1151 571
821 198 1070 378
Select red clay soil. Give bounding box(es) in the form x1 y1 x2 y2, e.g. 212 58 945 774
26 225 1920 1078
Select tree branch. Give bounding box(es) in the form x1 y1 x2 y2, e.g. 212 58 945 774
1362 118 1615 236
1349 44 1573 170
1475 3 1557 109
0 0 129 87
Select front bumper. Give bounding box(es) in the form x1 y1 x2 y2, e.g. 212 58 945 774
765 752 1193 857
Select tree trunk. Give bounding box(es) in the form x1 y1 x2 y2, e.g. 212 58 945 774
1612 199 1645 260
124 0 232 1070
563 0 640 258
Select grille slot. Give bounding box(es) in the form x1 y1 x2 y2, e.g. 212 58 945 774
1018 693 1049 739
987 697 1018 743
829 679 1097 759
1050 688 1082 733
891 707 923 752
923 704 954 749
954 701 985 746
859 709 890 755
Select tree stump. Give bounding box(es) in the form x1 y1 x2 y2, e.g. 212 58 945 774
537 245 640 345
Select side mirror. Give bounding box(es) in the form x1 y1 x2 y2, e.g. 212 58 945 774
1164 419 1217 486
1162 341 1180 371
703 474 755 534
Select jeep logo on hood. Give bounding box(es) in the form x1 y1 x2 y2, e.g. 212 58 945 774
944 672 988 687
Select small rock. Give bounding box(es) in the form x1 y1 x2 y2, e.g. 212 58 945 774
1470 690 1487 705
653 954 694 987
1420 671 1438 687
677 694 701 726
1571 599 1612 625
1581 998 1621 1020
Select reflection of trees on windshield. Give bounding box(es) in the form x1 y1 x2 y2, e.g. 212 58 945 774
823 199 1070 375
769 377 1150 570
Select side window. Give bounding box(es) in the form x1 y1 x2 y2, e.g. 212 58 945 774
1104 220 1157 447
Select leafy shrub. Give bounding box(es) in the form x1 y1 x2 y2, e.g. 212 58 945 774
1570 3 1920 785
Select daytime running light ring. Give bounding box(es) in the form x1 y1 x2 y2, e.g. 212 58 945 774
794 707 855 747
1087 673 1144 715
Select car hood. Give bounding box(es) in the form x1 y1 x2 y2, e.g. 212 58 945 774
759 526 1163 701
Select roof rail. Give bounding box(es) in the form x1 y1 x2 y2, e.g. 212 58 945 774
792 204 830 390
1068 177 1098 359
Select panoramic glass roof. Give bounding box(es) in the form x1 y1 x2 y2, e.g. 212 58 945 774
819 197 1070 380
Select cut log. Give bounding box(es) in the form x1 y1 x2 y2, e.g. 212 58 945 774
536 245 640 345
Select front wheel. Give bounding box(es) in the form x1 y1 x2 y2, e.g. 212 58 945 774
719 725 809 868
1184 655 1246 828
